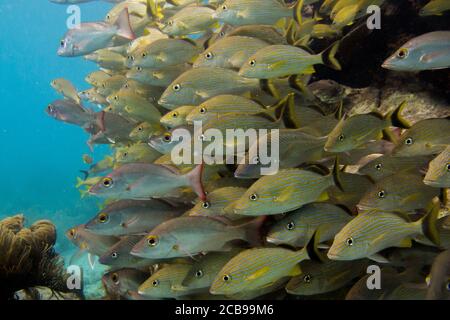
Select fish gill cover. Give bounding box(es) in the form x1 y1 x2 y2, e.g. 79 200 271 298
1 0 450 300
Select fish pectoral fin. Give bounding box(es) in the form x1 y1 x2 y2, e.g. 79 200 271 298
153 72 164 80
269 60 287 71
421 49 450 63
245 266 270 281
368 253 390 264
195 90 210 99
157 53 167 62
274 186 296 202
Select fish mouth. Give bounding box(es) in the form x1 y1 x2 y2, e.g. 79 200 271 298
381 61 393 70
356 204 371 212
158 98 174 108
326 251 342 260
266 236 283 245
423 179 440 187
171 284 188 292
130 248 143 257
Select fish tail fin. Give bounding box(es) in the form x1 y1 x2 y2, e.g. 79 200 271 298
419 197 441 246
79 170 89 180
115 8 136 40
146 0 164 21
241 216 266 246
292 0 304 25
321 40 341 71
260 79 281 99
304 229 327 262
386 100 411 129
332 156 344 191
76 177 84 188
186 164 206 201
265 93 294 122
287 75 319 102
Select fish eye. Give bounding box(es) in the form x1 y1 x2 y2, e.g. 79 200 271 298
303 274 312 283
249 193 258 201
111 252 118 259
136 66 142 72
195 270 204 278
338 134 345 142
446 163 450 172
397 48 409 59
163 133 172 142
167 20 173 26
222 274 231 282
69 228 76 238
200 107 207 114
106 14 111 21
405 137 413 145
345 237 354 246
205 52 214 60
123 152 128 158
375 163 382 171
249 59 256 67
98 213 109 223
377 190 386 198
60 40 65 47
102 177 114 188
202 201 211 209
142 52 147 58
172 112 178 118
446 281 450 291
220 31 225 37
147 235 159 247
222 5 227 10
152 279 159 287
47 105 55 114
138 126 143 131
173 84 181 91
286 221 295 230
111 273 119 284
113 96 118 101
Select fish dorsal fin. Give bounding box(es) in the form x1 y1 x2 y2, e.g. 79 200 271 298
299 163 330 176
366 111 384 120
390 210 412 223
179 37 197 47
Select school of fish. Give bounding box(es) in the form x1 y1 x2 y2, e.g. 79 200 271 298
47 0 450 300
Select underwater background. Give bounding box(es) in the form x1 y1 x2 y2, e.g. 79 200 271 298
0 1 113 255
0 0 448 301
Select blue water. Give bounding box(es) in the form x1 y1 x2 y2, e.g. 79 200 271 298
0 1 113 253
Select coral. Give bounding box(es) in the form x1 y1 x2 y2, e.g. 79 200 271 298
0 214 79 300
